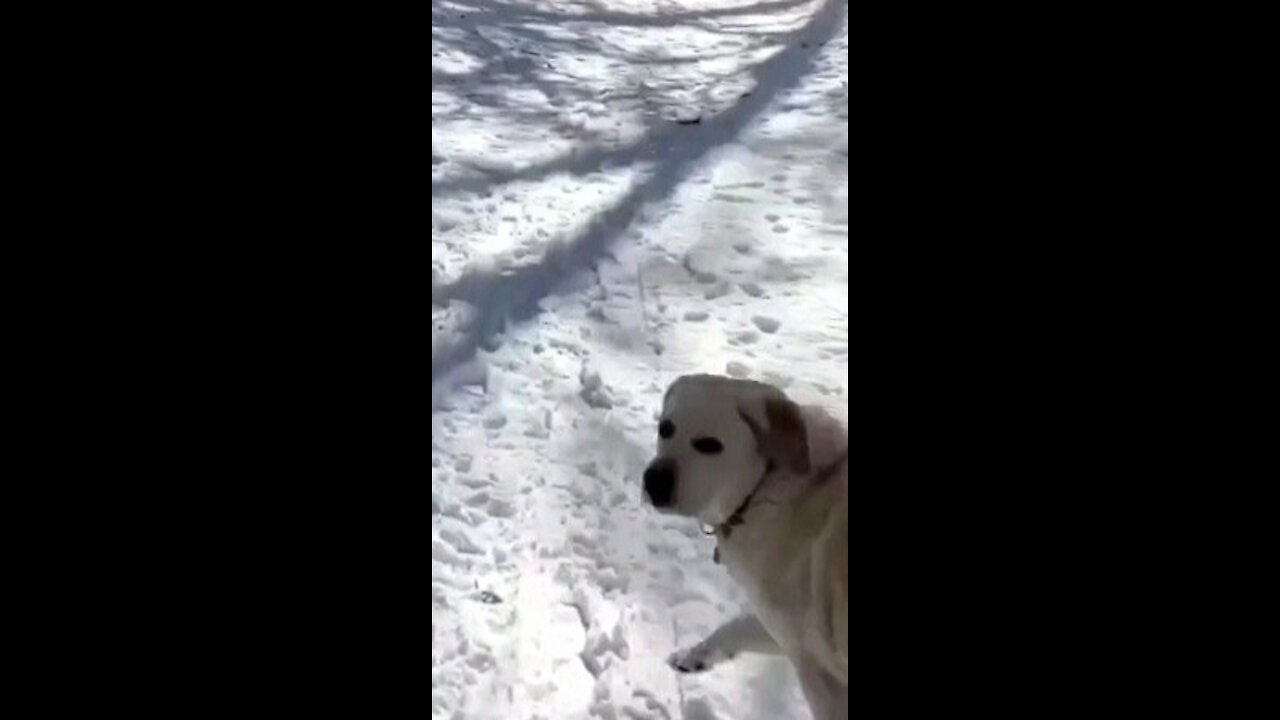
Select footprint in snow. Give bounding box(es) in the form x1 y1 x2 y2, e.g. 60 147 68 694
752 316 782 334
704 282 732 300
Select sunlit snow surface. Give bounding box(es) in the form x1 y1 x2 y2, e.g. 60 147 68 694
433 1 848 717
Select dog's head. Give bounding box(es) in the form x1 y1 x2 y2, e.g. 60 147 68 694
643 374 811 524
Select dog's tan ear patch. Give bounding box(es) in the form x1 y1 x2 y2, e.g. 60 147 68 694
739 395 811 475
765 397 810 474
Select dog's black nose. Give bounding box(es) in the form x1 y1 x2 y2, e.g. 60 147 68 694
643 459 677 507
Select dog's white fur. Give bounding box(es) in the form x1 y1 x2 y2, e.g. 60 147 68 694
646 374 848 720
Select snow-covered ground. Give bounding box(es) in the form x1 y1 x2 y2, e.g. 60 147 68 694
432 1 848 718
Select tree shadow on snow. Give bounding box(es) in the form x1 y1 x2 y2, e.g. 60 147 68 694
436 0 817 30
431 0 847 383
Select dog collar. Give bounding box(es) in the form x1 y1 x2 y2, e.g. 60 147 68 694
716 461 776 539
712 451 848 564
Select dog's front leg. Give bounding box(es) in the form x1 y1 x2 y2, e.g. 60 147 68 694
668 614 781 673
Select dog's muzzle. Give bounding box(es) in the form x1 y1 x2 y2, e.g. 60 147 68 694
643 458 677 508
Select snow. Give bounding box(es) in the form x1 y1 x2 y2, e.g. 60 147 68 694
433 1 848 718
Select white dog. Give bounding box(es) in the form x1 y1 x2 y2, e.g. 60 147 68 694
644 374 848 720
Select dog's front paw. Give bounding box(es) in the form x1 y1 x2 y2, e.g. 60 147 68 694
668 643 729 674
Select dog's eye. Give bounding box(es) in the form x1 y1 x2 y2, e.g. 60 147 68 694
692 437 724 454
658 420 675 439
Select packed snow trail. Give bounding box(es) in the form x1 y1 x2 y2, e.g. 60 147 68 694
432 2 848 718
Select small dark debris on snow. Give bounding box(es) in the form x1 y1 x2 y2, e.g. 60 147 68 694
478 590 502 604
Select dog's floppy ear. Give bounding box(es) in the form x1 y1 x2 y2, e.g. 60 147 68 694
738 393 811 474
